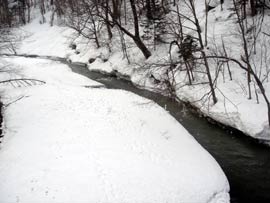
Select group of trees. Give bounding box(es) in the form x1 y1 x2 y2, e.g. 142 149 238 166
1 1 268 57
0 0 50 26
55 0 162 58
1 0 270 126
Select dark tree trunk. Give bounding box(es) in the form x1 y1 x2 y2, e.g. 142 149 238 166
250 0 257 16
68 0 75 12
26 0 31 23
0 100 3 142
190 0 218 104
105 0 113 40
130 0 151 58
0 0 12 26
146 0 153 20
133 35 151 58
108 0 151 58
112 0 121 19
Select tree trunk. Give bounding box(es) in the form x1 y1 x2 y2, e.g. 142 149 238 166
112 0 121 19
250 0 257 16
0 100 3 142
190 0 218 104
146 0 153 20
250 69 270 127
0 0 11 26
105 0 151 58
133 35 151 58
130 0 151 58
105 0 113 40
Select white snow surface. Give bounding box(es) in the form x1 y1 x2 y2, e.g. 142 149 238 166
0 57 230 202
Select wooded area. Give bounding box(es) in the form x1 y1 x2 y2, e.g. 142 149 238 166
1 0 270 126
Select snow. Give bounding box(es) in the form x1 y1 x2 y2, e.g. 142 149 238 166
16 13 74 58
9 1 269 142
0 57 230 202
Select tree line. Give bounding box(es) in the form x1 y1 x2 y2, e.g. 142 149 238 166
1 0 270 127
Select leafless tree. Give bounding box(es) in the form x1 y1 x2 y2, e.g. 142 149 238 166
169 0 217 104
99 0 152 58
0 0 12 26
66 0 102 48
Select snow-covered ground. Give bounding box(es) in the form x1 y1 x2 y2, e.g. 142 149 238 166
0 57 229 202
9 1 270 142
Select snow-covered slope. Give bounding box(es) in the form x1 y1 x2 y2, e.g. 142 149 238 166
0 57 229 202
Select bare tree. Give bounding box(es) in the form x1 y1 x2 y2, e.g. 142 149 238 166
100 0 152 58
39 0 46 23
176 0 218 104
66 0 102 48
232 0 252 99
0 0 12 26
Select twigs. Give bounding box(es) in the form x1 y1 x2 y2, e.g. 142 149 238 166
4 96 27 107
0 78 46 87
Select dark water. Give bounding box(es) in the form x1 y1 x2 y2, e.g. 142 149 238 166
69 63 270 203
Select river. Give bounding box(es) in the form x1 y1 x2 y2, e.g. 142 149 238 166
68 62 270 203
2 55 270 202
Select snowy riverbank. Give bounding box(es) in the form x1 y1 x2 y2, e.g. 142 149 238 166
11 3 270 143
0 56 229 202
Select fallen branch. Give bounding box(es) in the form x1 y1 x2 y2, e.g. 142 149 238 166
4 96 27 107
0 78 46 85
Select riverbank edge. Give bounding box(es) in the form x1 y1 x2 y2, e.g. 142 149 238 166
87 66 270 147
